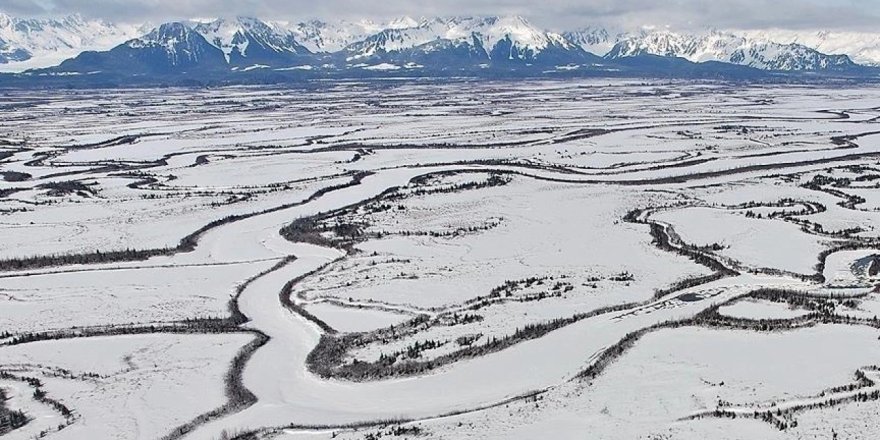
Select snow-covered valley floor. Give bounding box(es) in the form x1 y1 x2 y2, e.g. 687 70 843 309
3 80 880 439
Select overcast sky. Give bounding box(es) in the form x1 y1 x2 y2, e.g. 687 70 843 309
3 0 880 31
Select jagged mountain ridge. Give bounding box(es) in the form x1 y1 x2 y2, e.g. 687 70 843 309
55 15 604 74
0 12 143 71
2 11 879 77
341 16 590 64
192 17 311 66
601 29 855 71
739 29 880 67
289 18 415 53
57 22 227 74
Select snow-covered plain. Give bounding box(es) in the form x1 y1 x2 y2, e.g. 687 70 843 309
2 80 880 439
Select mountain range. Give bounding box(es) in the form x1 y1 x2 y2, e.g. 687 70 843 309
0 12 145 72
2 12 879 83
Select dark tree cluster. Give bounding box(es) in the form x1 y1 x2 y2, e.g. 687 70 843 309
362 424 424 440
374 220 501 240
0 389 28 435
36 180 98 198
691 375 880 432
6 318 238 346
0 370 74 435
306 301 640 381
396 172 511 200
803 174 867 210
0 171 31 182
159 331 269 440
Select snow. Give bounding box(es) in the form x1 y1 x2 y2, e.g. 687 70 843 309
0 379 66 440
316 324 880 440
304 303 410 333
362 62 400 70
191 17 251 61
0 11 877 73
653 206 829 276
2 81 880 439
718 298 811 320
242 64 270 71
190 17 309 64
741 29 880 66
0 260 277 333
288 19 388 53
344 15 569 61
606 28 852 70
0 13 144 73
0 333 250 440
274 65 313 70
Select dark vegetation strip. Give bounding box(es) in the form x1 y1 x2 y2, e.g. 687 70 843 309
0 257 282 281
280 173 739 381
578 287 880 430
0 388 28 435
576 319 689 381
0 256 306 440
3 319 239 346
7 105 874 438
6 257 299 440
0 370 76 436
0 172 371 272
159 257 298 440
578 296 880 433
306 302 642 381
385 146 880 188
1 256 291 346
278 260 342 334
463 129 880 186
159 330 270 440
623 207 739 298
683 373 880 432
0 171 31 182
678 289 880 431
13 142 872 432
230 388 554 440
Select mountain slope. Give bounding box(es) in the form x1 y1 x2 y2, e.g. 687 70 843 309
342 16 596 65
741 29 880 67
193 17 311 67
0 12 142 71
3 11 873 80
288 18 409 53
56 22 227 74
563 27 618 57
603 29 856 71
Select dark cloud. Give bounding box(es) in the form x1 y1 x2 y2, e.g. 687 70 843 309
3 0 879 31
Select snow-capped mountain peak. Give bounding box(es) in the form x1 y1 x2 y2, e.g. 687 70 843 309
127 22 197 50
0 12 12 28
122 21 224 69
0 12 143 71
563 26 616 56
192 17 310 63
387 16 420 30
604 27 857 71
191 17 247 60
738 29 880 67
288 19 387 53
459 15 552 53
2 10 878 76
342 15 583 63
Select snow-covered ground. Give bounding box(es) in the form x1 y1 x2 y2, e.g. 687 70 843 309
0 334 250 440
2 80 880 439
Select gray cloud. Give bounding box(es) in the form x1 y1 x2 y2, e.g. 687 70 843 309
3 0 879 31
